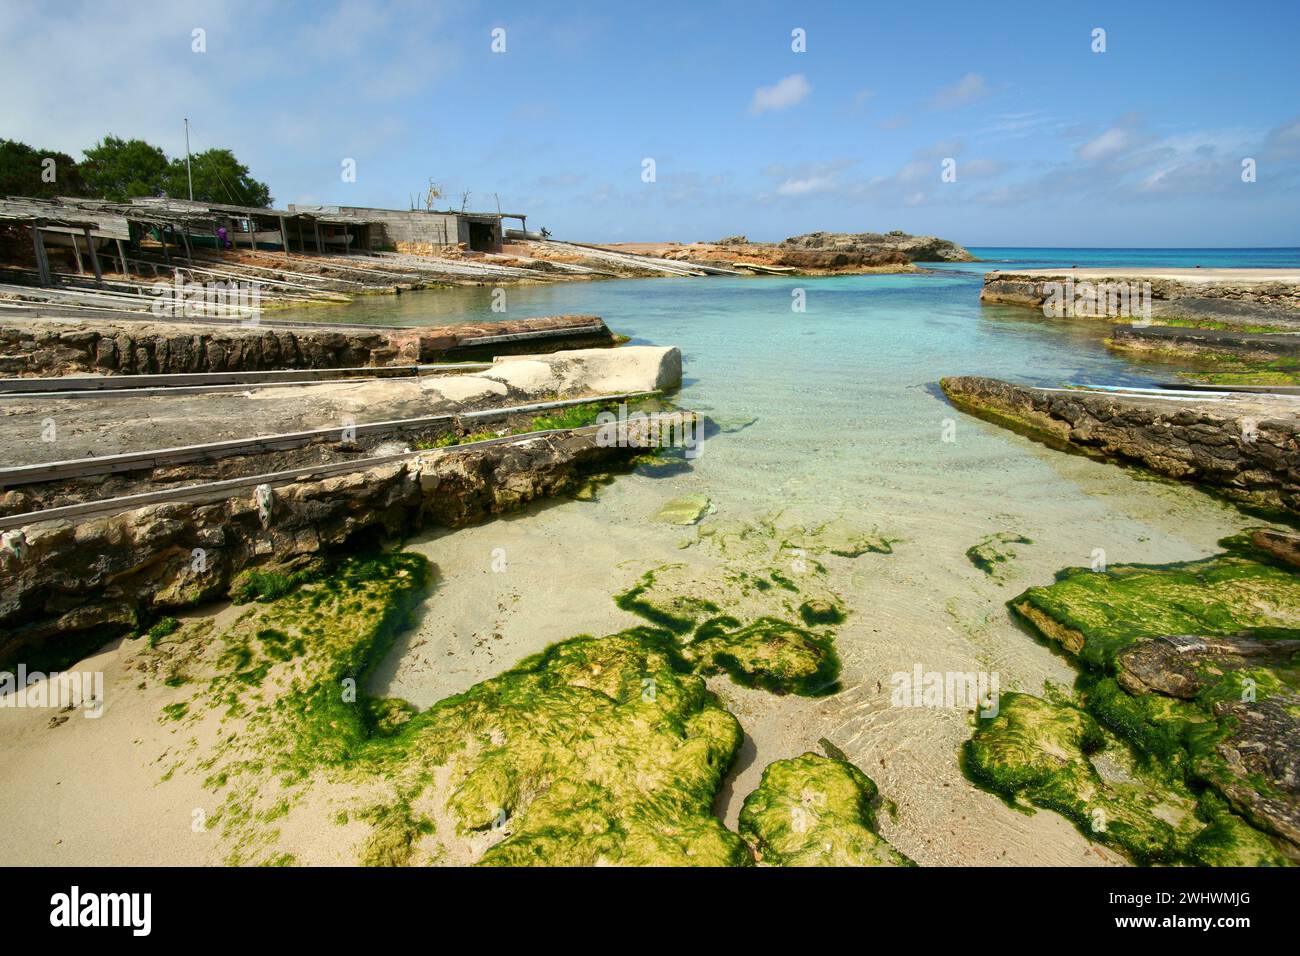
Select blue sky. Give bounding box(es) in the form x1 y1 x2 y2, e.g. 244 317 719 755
3 0 1298 245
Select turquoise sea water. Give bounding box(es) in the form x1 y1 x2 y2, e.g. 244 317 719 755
962 246 1300 270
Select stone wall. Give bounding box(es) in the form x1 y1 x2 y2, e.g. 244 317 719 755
0 315 615 376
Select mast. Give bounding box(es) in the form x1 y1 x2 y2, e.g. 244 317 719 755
184 117 193 201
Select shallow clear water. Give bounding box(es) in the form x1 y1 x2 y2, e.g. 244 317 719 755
334 256 1266 864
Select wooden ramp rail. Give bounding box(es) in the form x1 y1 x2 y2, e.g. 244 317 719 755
0 363 493 396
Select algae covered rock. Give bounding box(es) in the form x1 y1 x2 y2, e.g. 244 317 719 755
780 516 897 558
686 617 841 696
964 692 1290 865
170 553 758 866
425 628 750 867
1010 546 1300 668
739 753 913 866
1003 536 1300 859
653 494 712 525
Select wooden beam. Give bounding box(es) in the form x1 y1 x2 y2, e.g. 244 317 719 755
116 239 130 277
84 227 104 287
29 225 51 286
314 221 323 254
180 229 193 264
160 226 172 264
279 216 290 260
68 231 85 274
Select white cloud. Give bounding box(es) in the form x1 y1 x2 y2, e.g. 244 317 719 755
1077 126 1140 162
928 73 990 110
775 175 836 196
750 74 811 114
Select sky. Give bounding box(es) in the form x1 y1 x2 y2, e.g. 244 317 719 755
2 0 1298 246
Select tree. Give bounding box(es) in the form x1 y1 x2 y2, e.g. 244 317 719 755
80 136 169 201
164 148 272 208
0 139 90 199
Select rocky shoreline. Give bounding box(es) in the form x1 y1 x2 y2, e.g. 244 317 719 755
981 267 1300 329
610 230 973 276
940 375 1300 515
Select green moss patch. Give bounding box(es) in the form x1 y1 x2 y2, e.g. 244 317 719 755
613 562 844 697
163 554 757 866
686 617 841 697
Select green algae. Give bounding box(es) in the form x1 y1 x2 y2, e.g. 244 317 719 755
416 627 751 866
686 617 841 697
964 692 1288 865
799 599 845 626
163 553 758 865
146 616 180 646
152 504 899 865
613 564 844 697
687 512 898 564
161 701 189 722
229 565 321 605
358 800 435 867
738 752 913 866
966 532 1033 581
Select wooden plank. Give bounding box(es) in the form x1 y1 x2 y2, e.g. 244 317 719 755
458 324 605 347
30 225 51 286
84 227 104 287
116 238 130 277
0 365 498 398
68 231 85 274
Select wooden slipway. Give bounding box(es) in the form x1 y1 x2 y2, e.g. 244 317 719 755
0 391 655 493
